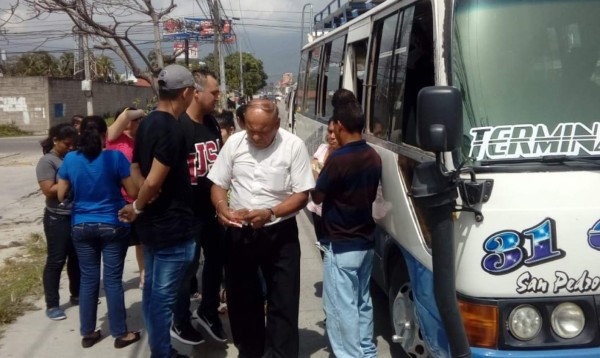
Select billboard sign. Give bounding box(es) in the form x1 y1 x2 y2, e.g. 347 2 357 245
174 42 199 59
163 18 232 40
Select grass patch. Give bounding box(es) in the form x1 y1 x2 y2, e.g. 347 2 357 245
0 233 46 331
0 124 32 137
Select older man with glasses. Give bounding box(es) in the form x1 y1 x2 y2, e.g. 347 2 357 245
208 99 315 358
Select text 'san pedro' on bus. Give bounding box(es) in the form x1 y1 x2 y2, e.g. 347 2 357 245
291 0 600 357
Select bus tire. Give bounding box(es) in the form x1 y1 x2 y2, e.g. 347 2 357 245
388 261 431 358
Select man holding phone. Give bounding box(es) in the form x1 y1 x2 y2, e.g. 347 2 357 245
207 99 314 357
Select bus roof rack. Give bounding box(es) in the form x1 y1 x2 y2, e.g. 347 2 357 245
313 0 385 33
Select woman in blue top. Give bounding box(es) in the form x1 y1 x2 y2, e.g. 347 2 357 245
57 116 140 349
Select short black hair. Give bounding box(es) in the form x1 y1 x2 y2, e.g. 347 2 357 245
215 110 235 129
192 68 218 91
331 88 363 133
331 88 358 108
236 104 247 125
158 88 186 101
71 115 84 125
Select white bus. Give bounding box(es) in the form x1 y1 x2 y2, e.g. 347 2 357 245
291 0 600 357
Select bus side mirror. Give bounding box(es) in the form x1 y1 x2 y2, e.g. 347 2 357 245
416 86 463 152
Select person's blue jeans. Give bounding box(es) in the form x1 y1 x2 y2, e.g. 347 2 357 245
322 242 377 358
143 238 195 358
71 223 129 337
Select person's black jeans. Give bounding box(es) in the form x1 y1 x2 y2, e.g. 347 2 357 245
42 209 80 309
225 218 300 358
174 217 225 324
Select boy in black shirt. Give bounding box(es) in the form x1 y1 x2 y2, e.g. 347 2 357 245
119 64 198 358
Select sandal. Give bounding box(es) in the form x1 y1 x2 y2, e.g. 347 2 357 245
81 329 102 348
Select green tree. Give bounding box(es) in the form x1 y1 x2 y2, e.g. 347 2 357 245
56 52 75 78
201 52 267 98
8 51 59 76
94 55 116 82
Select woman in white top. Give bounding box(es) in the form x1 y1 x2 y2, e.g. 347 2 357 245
306 117 339 256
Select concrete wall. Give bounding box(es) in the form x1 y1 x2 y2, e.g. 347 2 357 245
0 77 154 134
48 79 154 125
0 77 50 134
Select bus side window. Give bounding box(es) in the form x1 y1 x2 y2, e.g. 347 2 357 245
369 11 401 140
323 36 346 119
305 46 323 119
319 43 332 118
353 40 368 108
399 2 434 146
295 51 309 115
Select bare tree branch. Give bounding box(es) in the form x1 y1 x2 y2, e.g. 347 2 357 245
22 0 181 93
0 0 21 36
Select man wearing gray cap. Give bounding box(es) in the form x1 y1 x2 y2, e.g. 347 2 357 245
119 64 199 358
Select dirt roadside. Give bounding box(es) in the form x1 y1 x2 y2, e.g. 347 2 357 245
0 152 45 268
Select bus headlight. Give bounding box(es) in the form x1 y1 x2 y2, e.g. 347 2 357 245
508 305 542 341
551 302 585 339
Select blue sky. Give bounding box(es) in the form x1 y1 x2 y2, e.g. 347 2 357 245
1 0 335 84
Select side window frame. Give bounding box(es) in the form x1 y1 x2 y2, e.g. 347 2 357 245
322 35 347 120
305 46 323 119
368 11 402 140
295 50 310 116
365 0 434 146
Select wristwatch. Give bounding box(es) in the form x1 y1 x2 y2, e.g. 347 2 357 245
268 208 276 222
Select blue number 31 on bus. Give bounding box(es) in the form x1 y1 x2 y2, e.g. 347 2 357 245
482 218 566 275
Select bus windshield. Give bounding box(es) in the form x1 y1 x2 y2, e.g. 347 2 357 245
453 0 600 163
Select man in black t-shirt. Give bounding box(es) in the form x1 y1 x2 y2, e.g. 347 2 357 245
119 64 198 358
171 69 228 344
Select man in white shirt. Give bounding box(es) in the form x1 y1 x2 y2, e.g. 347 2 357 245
208 99 314 358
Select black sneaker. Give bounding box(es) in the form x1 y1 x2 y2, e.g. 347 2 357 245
170 349 189 358
70 296 79 305
194 311 227 343
170 321 204 345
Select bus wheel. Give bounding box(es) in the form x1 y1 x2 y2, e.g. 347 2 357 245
389 282 430 358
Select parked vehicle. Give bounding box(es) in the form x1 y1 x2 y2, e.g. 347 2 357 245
291 0 600 357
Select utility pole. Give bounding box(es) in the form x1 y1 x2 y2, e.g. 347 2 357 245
184 38 190 68
211 0 227 109
231 17 243 102
82 33 93 115
239 41 244 101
